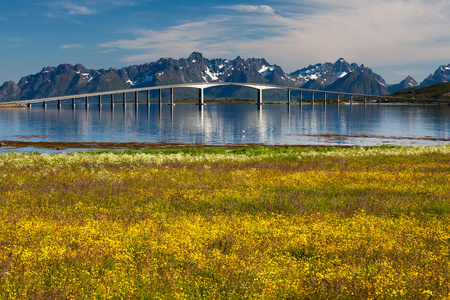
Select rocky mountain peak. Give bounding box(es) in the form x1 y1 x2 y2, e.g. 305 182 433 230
387 75 419 94
40 66 55 74
234 56 245 64
74 64 88 73
187 52 207 65
290 58 384 91
439 64 450 71
1 52 449 102
0 81 20 99
404 75 418 84
420 64 450 87
332 58 358 78
55 64 75 74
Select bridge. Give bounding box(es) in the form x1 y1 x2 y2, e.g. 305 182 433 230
1 82 446 107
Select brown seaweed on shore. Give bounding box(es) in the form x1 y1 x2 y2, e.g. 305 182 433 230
0 140 354 151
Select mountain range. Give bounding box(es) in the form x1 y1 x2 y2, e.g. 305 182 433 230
1 52 449 102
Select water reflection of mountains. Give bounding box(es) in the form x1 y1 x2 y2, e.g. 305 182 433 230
0 103 448 152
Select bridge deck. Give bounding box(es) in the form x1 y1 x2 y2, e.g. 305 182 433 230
0 82 445 105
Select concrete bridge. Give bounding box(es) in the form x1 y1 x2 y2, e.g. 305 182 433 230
1 82 446 107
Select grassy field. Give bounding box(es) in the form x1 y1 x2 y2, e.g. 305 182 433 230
0 145 449 299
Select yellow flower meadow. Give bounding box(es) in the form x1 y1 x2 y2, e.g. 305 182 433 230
0 145 449 299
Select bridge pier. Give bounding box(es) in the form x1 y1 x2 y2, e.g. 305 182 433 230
299 90 303 105
287 89 291 105
169 88 175 105
337 94 340 105
158 89 162 105
98 95 102 107
72 98 76 108
311 92 315 105
43 101 47 108
135 91 139 105
58 99 62 109
111 94 114 106
147 90 150 105
364 97 367 105
123 92 127 106
351 96 353 105
85 96 89 107
257 89 263 105
197 88 204 105
324 93 327 106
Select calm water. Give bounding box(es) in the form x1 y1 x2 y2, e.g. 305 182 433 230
0 102 449 152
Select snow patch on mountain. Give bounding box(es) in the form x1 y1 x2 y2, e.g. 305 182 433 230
258 65 273 73
334 71 348 78
204 66 220 81
82 73 93 82
73 70 94 82
291 64 323 81
258 65 276 77
135 74 154 85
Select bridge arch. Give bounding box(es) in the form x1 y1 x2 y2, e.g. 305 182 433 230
178 82 288 105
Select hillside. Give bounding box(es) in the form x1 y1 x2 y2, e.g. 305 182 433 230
392 82 450 100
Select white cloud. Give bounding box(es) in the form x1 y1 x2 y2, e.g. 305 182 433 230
44 0 136 17
43 2 94 16
1 37 27 49
394 70 422 77
98 18 236 61
97 0 450 74
61 44 84 49
66 4 94 15
217 5 275 14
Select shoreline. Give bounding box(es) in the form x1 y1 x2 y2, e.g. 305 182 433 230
0 103 27 108
0 136 449 151
1 132 449 151
0 140 357 151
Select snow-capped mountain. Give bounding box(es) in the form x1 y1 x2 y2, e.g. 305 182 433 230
420 64 450 87
1 52 448 102
129 52 300 88
4 63 128 101
0 52 304 101
290 58 388 95
387 76 420 94
290 58 360 85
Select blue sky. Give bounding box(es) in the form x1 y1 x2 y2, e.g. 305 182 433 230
1 0 450 85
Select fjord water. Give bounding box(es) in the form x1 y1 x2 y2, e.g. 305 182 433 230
0 103 449 152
